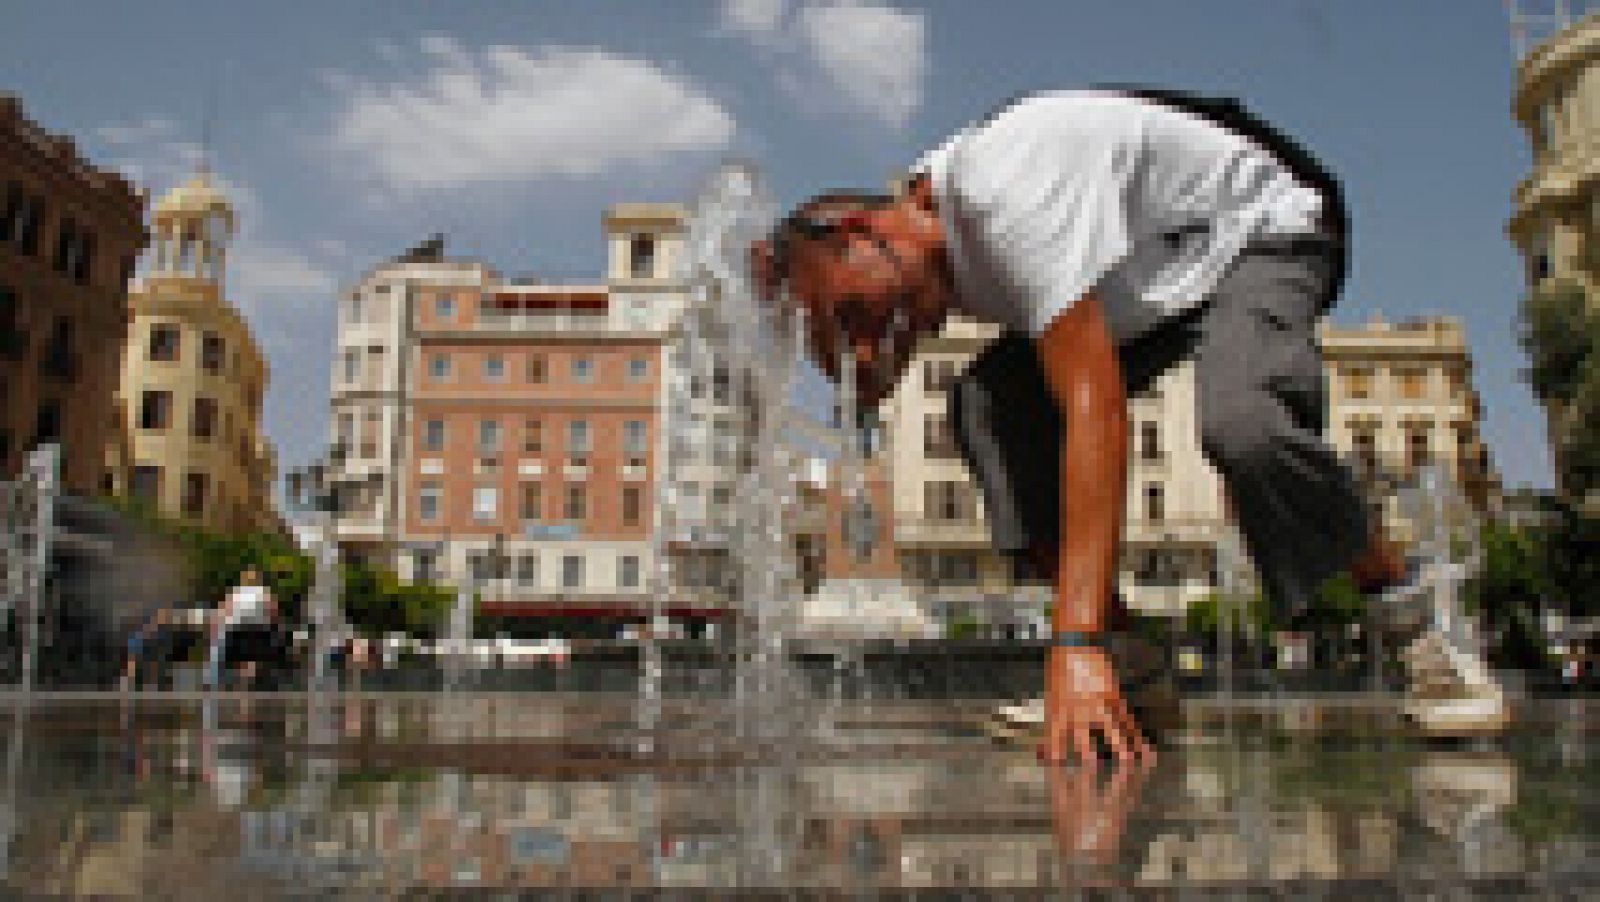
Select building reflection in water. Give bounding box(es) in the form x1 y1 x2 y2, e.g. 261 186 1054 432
0 699 1593 893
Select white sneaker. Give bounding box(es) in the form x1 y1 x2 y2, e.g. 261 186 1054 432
1400 630 1511 735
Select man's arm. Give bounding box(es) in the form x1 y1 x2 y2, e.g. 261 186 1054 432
1034 293 1126 634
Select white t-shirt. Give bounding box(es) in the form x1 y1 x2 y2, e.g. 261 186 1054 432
914 90 1325 343
224 584 271 626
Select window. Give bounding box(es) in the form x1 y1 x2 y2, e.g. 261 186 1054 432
72 233 94 285
922 359 960 393
1344 366 1373 400
1531 227 1553 283
182 472 208 517
477 419 501 454
1396 367 1428 400
17 195 41 256
192 397 218 440
148 324 180 362
1144 482 1165 522
366 345 386 382
564 484 586 522
139 390 172 430
527 354 547 383
0 286 19 358
347 295 363 324
1349 419 1380 478
52 218 76 274
562 555 584 589
622 486 643 526
522 418 543 453
422 418 446 453
434 295 455 320
520 482 542 521
1405 423 1432 472
472 485 499 522
567 420 590 461
571 357 594 384
924 480 973 521
623 420 647 461
516 554 538 587
201 332 225 373
627 357 649 383
923 414 959 459
712 364 730 404
33 400 61 445
361 410 381 459
619 555 640 588
0 182 19 243
130 465 161 505
413 551 437 584
483 354 505 381
343 349 359 383
428 354 451 382
336 412 355 456
1139 422 1161 462
418 480 442 522
629 234 656 279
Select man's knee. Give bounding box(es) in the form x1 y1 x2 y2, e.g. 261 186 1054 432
1197 385 1276 469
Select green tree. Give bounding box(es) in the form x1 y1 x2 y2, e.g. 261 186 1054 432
1519 279 1600 500
1468 523 1553 669
1185 591 1274 636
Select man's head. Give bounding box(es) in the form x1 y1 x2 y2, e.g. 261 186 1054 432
239 568 261 586
752 175 952 404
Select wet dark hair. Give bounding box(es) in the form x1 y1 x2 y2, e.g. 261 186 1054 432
765 190 896 290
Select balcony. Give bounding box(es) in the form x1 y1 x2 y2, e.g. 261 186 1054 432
894 516 991 547
1122 517 1223 545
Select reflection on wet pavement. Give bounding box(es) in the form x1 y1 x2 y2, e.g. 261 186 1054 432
0 694 1594 894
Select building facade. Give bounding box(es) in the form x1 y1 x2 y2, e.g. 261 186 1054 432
1507 12 1600 503
327 207 695 628
0 94 146 496
1322 315 1499 522
881 314 1498 621
119 171 279 535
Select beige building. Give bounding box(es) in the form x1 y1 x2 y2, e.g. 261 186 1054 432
882 313 1498 622
1507 10 1599 502
1322 315 1499 520
119 170 279 535
882 317 1226 620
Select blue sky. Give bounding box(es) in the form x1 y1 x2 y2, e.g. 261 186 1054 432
2 1 1554 488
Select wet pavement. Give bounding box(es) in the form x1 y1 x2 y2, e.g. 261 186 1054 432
0 692 1593 896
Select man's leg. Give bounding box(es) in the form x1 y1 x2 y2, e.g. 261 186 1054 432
1191 242 1372 623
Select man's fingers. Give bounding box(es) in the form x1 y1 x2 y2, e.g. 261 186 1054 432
1111 698 1156 763
1093 701 1134 766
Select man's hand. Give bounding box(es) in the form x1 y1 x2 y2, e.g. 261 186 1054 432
1040 647 1155 769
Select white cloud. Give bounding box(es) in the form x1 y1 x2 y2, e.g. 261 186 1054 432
324 39 736 194
720 0 789 39
719 1 926 129
794 2 925 128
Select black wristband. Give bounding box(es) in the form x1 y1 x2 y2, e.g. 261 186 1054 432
1052 631 1099 648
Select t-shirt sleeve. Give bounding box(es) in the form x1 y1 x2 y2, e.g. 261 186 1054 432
944 97 1140 334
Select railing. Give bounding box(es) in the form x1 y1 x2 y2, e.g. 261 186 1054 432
1122 517 1224 544
894 516 990 545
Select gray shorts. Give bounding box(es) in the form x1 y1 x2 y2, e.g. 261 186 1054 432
948 233 1372 623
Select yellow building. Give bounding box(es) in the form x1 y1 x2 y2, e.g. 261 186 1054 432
118 170 279 535
1507 11 1600 503
1322 315 1499 518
